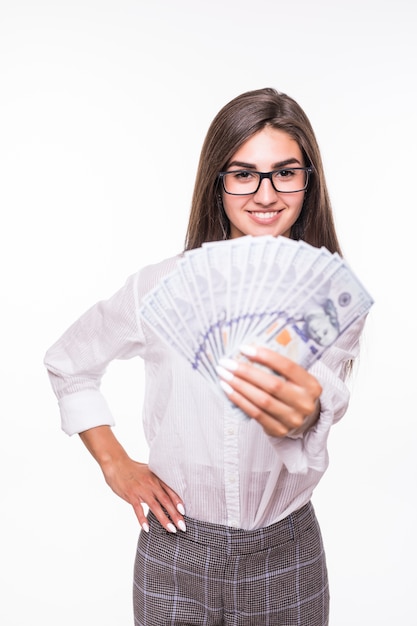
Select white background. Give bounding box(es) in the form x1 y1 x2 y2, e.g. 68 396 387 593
1 0 415 624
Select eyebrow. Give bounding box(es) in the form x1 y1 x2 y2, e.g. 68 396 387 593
227 157 302 170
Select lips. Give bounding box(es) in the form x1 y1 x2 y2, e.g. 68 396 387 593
250 211 279 218
248 209 283 221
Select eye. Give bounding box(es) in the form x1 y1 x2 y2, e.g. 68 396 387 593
232 170 256 180
275 168 296 179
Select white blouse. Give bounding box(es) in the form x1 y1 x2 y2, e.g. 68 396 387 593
44 254 365 530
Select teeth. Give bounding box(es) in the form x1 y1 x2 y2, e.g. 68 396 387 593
251 211 278 219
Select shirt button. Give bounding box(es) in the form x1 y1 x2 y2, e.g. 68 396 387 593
227 427 236 435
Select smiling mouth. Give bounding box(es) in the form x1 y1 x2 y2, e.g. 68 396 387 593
248 210 283 219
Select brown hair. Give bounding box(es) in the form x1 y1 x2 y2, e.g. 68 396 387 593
184 87 342 255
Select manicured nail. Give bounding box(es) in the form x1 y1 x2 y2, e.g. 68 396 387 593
219 380 233 395
239 344 257 357
178 520 187 532
167 523 177 534
218 357 238 371
142 522 149 533
216 365 234 381
177 503 185 515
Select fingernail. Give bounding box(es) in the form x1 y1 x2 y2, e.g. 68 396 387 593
178 520 187 532
167 523 177 534
219 380 233 395
142 522 149 533
239 344 257 357
216 365 234 381
218 357 238 371
177 503 185 515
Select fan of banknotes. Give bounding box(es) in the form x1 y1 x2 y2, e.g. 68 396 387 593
139 235 373 385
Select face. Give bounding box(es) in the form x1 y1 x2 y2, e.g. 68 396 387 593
305 308 339 347
222 127 306 239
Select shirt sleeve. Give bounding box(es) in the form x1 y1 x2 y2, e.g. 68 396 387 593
268 315 367 474
44 272 144 436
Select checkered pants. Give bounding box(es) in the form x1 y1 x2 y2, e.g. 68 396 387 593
133 502 329 625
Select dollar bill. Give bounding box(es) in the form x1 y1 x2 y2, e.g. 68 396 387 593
139 236 374 388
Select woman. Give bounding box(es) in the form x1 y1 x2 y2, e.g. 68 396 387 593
45 88 366 625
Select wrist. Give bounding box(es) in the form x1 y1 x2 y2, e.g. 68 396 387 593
79 425 129 469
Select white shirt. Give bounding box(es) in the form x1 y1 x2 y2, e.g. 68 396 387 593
44 254 364 530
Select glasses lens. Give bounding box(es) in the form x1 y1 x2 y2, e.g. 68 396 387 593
271 168 308 192
223 171 260 194
222 169 309 194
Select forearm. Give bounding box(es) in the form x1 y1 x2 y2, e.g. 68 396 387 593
79 425 130 472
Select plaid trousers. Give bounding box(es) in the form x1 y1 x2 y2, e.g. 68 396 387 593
133 502 329 626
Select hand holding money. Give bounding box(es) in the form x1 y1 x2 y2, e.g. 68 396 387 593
216 344 322 438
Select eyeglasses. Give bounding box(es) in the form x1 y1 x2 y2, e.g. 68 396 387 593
218 167 313 195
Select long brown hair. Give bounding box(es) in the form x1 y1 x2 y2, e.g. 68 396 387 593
184 88 342 255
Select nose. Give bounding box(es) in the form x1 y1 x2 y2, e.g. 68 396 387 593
253 176 278 204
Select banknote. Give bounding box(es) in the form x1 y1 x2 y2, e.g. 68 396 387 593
139 235 374 387
234 258 373 370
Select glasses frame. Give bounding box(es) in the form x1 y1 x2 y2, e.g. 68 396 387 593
218 166 313 196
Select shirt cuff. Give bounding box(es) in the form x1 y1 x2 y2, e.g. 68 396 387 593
58 390 115 436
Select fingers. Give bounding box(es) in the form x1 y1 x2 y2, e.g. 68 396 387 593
104 460 186 533
218 374 304 436
216 346 322 437
239 344 322 397
220 378 296 436
141 476 187 534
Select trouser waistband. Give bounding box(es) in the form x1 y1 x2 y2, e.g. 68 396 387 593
148 501 316 556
